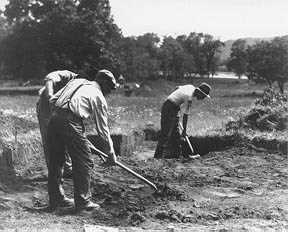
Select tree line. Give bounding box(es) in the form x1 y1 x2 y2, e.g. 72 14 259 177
227 37 288 93
0 0 287 93
0 0 223 82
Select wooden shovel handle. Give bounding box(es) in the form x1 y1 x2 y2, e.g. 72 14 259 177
88 141 158 191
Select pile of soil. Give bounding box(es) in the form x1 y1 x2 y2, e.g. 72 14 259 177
226 88 288 132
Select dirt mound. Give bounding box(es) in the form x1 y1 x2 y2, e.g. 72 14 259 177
226 88 288 132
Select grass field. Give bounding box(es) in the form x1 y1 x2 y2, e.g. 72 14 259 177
0 78 266 135
0 78 266 174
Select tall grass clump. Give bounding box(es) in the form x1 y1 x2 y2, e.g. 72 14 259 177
226 88 288 132
0 111 43 176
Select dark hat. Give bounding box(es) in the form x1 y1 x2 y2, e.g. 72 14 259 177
197 82 211 98
96 69 119 89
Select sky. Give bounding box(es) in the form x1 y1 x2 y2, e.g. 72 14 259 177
109 0 288 41
1 0 288 41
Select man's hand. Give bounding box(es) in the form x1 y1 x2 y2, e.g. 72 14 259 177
106 152 117 166
179 135 186 145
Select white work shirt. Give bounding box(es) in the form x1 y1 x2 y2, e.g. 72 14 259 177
39 70 78 96
45 70 78 84
167 85 196 114
51 79 114 154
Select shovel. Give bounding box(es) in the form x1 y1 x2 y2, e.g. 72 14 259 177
88 141 158 191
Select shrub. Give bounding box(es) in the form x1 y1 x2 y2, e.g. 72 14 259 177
226 88 288 132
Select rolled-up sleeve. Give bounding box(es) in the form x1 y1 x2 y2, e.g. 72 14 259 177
44 73 61 83
44 71 77 93
90 95 115 154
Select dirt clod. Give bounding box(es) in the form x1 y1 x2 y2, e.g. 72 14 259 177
154 183 188 201
129 212 146 226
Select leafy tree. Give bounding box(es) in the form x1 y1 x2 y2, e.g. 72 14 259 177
227 39 248 79
4 0 31 23
116 36 137 79
136 33 160 58
176 35 196 77
115 33 160 81
0 15 10 40
180 32 223 77
0 0 122 80
247 38 288 93
201 34 224 77
269 37 288 93
160 36 189 80
183 32 205 76
0 15 11 77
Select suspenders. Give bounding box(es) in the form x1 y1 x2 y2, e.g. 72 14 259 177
59 83 88 110
54 79 91 110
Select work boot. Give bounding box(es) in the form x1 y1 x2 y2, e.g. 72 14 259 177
50 197 74 210
75 201 100 212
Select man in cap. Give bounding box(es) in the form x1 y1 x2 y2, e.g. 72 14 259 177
154 83 211 159
47 69 117 212
36 70 79 176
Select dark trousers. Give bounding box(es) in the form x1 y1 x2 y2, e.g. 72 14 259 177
36 92 72 171
154 100 181 159
47 110 94 207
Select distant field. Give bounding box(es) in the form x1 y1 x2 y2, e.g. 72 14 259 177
0 95 39 122
0 78 268 136
212 71 248 79
0 86 41 95
108 78 269 135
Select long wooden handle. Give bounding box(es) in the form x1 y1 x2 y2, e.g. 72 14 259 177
88 141 158 191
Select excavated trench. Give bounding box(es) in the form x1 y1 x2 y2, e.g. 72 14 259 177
84 131 239 221
1 122 287 228
84 128 287 225
88 128 286 157
87 130 237 157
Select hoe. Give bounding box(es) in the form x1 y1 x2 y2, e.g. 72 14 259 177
88 141 158 191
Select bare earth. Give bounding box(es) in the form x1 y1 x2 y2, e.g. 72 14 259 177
1 141 288 231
